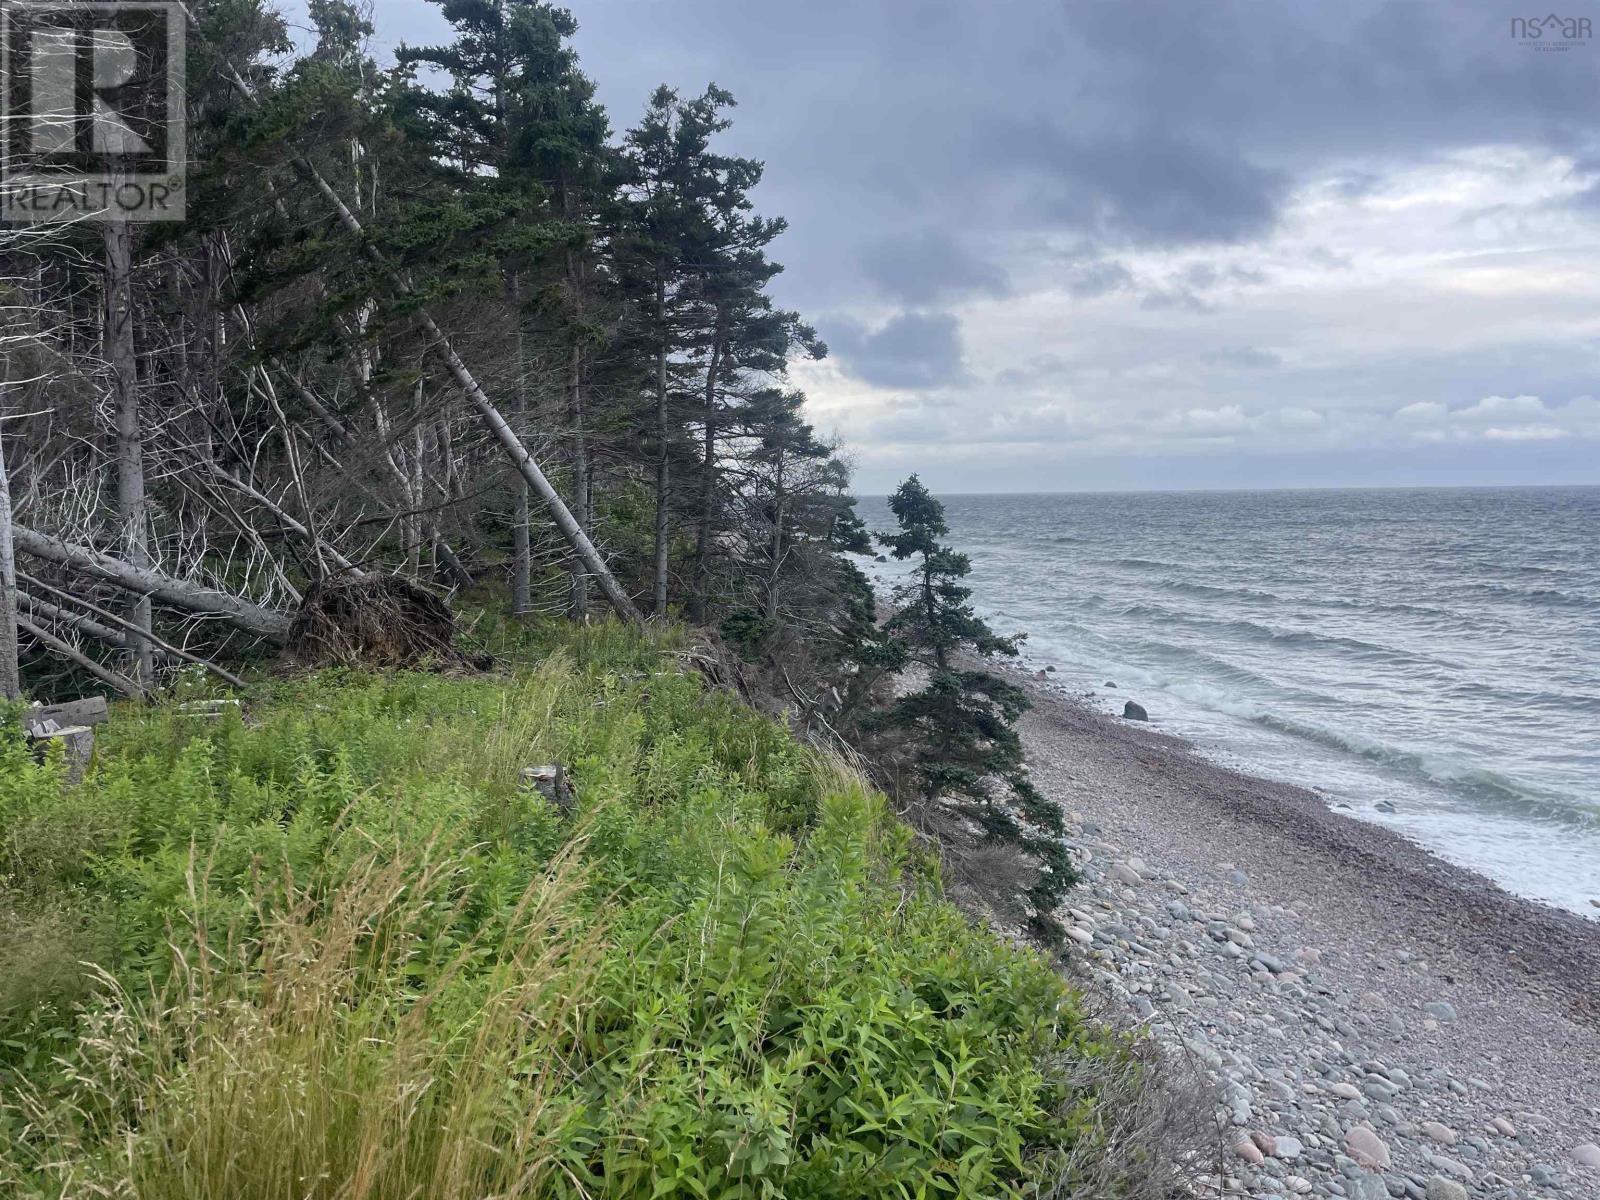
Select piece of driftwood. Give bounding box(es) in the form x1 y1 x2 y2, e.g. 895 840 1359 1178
520 764 575 814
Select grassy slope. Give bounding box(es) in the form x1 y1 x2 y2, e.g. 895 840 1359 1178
0 621 1128 1199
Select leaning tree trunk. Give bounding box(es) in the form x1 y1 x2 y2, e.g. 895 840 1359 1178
12 525 290 640
191 16 643 626
104 203 154 684
0 424 20 699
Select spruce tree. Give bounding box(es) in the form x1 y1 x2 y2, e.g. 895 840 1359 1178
875 475 1075 936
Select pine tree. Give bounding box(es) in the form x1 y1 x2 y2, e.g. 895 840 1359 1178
874 476 1075 936
615 85 730 616
398 1 617 616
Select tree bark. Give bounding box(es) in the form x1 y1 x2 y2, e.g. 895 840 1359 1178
566 334 590 620
507 272 532 613
765 453 786 624
18 575 246 689
12 525 290 640
19 589 129 647
652 273 671 617
688 311 726 625
0 424 19 699
16 614 144 699
104 206 155 684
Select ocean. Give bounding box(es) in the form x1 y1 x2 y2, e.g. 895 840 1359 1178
854 486 1600 916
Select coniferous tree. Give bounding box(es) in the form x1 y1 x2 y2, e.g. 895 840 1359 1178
615 85 727 615
873 475 1075 935
400 0 613 616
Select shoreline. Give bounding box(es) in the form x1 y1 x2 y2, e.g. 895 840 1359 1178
1005 663 1600 1197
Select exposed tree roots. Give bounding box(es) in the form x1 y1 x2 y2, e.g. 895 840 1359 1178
283 575 488 671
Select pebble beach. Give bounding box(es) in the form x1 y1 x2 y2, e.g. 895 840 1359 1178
1015 672 1600 1200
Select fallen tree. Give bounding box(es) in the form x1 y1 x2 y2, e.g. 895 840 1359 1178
184 4 642 626
12 525 290 641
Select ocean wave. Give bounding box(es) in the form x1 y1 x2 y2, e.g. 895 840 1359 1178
1146 577 1488 631
1453 582 1597 610
1157 578 1285 604
1101 556 1183 571
1105 604 1459 671
1248 712 1598 827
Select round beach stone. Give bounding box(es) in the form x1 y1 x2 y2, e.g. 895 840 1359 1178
1343 1172 1389 1200
1424 1178 1468 1200
1573 1142 1600 1168
1345 1127 1392 1170
1421 1121 1456 1145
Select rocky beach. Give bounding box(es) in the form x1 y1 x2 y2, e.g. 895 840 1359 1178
1016 672 1600 1200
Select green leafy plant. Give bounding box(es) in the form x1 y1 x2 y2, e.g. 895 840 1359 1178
1 622 1122 1199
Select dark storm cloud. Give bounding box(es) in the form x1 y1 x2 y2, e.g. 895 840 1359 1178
858 230 1011 304
827 312 966 390
975 121 1287 245
344 0 1600 488
365 0 1600 295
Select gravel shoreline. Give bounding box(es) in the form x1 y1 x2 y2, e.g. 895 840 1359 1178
1007 668 1600 1200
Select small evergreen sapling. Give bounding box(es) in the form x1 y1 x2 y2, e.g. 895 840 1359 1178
875 475 1076 936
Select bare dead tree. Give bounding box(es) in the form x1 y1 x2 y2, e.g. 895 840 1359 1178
0 421 19 699
103 187 155 684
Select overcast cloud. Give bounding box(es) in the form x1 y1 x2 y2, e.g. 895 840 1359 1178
300 0 1600 492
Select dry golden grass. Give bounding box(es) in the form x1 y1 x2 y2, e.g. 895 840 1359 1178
9 837 604 1200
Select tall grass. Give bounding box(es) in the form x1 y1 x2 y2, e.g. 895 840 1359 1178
1 621 1135 1198
15 839 601 1200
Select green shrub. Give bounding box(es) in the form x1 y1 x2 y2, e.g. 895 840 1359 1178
0 622 1128 1199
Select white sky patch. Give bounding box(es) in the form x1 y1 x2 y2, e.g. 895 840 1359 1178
809 145 1600 486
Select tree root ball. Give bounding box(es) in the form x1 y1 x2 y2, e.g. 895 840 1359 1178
283 574 485 670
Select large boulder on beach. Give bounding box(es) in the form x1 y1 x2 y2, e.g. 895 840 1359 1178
1121 700 1148 721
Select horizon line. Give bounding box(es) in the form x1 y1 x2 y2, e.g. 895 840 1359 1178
852 481 1600 498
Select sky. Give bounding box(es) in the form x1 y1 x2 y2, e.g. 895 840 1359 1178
286 1 1600 493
